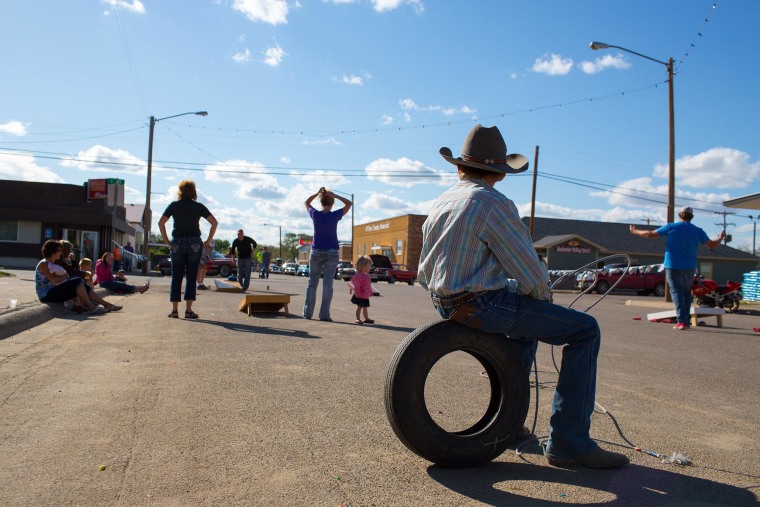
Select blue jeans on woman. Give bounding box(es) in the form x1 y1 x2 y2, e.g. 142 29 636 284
100 279 135 294
666 269 694 325
434 287 601 461
170 237 203 303
302 249 339 320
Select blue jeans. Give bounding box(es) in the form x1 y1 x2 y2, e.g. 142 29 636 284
434 288 601 461
302 249 339 320
666 269 694 325
262 262 270 279
100 279 135 294
170 237 203 302
237 257 253 290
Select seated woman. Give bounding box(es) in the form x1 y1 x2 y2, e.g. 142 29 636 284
35 240 122 314
54 240 87 279
95 252 150 294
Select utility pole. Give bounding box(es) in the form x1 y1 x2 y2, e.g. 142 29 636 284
748 215 758 256
640 218 657 226
529 145 539 237
714 211 736 246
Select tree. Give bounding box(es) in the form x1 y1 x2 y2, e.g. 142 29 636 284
214 239 230 253
282 232 312 262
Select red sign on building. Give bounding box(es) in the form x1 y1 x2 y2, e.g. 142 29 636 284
87 179 107 200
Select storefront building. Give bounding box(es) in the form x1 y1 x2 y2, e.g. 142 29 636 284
353 214 427 270
0 179 135 268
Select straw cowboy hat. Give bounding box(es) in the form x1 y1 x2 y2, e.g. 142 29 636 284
439 124 529 174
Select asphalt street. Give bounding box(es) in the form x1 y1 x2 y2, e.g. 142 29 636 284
1 270 758 506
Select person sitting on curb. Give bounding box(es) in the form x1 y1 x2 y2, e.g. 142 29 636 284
35 240 121 314
95 252 150 294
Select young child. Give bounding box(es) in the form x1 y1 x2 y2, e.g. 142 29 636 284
47 261 68 286
79 258 94 287
350 256 374 324
116 269 128 282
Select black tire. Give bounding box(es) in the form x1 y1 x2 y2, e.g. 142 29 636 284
218 265 231 278
407 278 415 286
388 275 397 284
384 319 529 468
653 282 666 298
595 280 610 294
722 299 740 314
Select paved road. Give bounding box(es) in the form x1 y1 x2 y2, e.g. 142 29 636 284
1 271 758 506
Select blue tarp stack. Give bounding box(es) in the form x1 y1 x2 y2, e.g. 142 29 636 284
742 271 760 302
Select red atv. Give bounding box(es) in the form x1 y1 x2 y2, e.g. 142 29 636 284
692 276 743 313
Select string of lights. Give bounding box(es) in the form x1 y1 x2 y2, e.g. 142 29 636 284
676 2 718 73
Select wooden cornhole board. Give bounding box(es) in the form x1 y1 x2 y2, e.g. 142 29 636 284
238 292 291 317
647 307 725 328
214 279 244 292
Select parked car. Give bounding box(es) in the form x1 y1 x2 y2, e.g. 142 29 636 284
158 250 237 277
282 262 299 275
269 264 283 274
335 261 355 280
297 264 310 277
577 263 667 296
368 254 417 285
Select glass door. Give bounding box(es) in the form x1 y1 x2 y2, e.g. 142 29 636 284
81 231 98 262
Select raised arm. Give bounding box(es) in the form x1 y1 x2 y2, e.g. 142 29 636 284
326 190 353 217
305 187 324 212
705 230 726 250
629 224 659 239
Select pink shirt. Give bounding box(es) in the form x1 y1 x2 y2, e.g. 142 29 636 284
351 271 373 299
95 259 115 285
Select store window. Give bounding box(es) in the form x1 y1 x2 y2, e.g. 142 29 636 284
396 239 403 255
0 221 18 241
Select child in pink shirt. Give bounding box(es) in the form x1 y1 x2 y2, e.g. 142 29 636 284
350 256 374 324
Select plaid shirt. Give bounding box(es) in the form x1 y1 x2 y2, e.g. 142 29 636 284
418 179 550 301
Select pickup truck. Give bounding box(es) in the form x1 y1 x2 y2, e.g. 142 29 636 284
577 263 667 297
369 254 417 285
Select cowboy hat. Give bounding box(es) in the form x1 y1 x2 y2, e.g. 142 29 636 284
440 124 529 174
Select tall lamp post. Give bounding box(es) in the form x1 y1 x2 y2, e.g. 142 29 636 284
590 41 675 224
333 190 355 261
142 110 208 273
262 223 282 258
749 215 758 256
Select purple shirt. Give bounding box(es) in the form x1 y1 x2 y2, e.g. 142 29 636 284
309 208 343 250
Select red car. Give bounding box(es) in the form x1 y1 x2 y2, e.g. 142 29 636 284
369 255 417 285
158 251 237 277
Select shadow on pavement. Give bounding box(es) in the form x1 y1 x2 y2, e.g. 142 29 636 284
189 318 319 339
428 461 757 506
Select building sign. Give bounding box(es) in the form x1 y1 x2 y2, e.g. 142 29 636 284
87 179 107 200
299 238 312 245
555 240 591 255
365 222 390 232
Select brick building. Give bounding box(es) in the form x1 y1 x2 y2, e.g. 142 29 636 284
353 214 426 270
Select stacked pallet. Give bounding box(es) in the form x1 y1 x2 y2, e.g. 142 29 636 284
742 271 760 302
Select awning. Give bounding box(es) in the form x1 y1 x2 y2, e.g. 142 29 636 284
723 192 760 210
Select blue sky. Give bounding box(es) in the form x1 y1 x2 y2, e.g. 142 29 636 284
1 0 759 253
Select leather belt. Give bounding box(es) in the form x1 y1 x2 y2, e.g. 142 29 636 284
431 291 484 310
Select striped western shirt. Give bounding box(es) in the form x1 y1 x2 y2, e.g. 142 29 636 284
418 179 550 301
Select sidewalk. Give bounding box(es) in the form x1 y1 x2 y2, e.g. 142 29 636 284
0 268 159 340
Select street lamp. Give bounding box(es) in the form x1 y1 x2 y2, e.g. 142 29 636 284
142 110 208 273
262 223 282 258
749 215 758 257
333 190 354 261
590 41 675 223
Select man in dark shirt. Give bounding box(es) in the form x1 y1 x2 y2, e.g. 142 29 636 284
261 247 272 279
230 229 257 291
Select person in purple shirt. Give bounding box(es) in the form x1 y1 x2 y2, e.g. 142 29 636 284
302 187 352 321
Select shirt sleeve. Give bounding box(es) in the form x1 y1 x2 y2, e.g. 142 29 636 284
198 203 211 219
482 199 550 300
162 202 174 218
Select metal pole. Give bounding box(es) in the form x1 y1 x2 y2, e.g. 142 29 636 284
667 58 675 224
279 225 282 258
351 193 354 262
142 115 155 274
529 145 539 237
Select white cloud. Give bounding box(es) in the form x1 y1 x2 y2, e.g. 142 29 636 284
580 54 630 74
0 121 29 137
364 157 454 188
302 137 341 146
0 152 65 183
361 192 436 217
298 171 350 190
262 44 287 66
532 53 573 76
655 147 760 189
232 48 252 63
372 0 424 13
60 145 145 174
342 74 364 85
280 156 291 164
100 0 145 14
398 98 475 116
204 160 288 200
233 0 288 25
381 114 393 125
